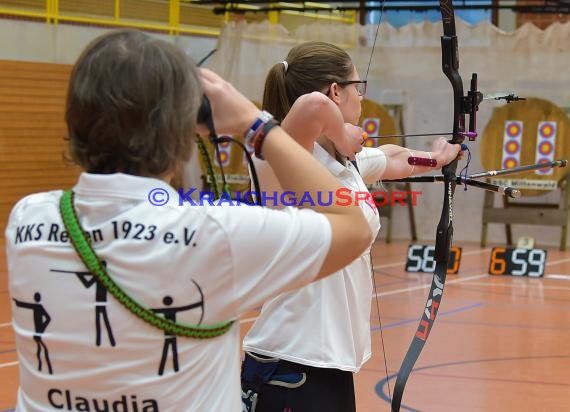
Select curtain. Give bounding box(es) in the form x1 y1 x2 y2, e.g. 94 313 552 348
205 19 570 244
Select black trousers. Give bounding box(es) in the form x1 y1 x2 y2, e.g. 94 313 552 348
243 353 356 412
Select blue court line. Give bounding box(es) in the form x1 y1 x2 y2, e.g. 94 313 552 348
371 302 483 331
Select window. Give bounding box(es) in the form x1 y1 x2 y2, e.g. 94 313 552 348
365 1 492 27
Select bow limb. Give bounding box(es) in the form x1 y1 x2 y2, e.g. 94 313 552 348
391 1 476 410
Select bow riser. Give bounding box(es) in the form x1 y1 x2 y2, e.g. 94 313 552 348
434 193 454 263
441 35 465 145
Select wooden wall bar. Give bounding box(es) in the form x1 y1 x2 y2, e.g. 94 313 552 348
0 60 80 244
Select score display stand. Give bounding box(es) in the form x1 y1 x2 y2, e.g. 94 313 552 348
488 247 547 277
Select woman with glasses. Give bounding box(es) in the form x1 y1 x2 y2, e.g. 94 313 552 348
241 41 462 412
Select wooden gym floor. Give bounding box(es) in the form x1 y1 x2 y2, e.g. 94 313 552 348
1 239 569 411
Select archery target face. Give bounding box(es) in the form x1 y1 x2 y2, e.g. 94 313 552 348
243 134 256 165
214 136 232 167
501 120 523 169
362 118 380 147
535 121 557 175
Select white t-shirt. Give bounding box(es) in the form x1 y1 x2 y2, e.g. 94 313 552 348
6 172 332 412
243 144 386 372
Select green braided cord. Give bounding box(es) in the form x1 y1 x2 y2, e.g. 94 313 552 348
222 182 231 197
59 190 233 339
196 135 220 199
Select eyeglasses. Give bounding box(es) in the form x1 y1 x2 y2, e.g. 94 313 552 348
338 80 367 96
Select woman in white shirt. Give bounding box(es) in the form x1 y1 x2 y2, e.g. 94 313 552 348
6 31 374 412
242 41 462 412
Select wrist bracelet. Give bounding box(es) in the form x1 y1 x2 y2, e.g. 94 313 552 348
253 119 280 160
244 110 274 140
